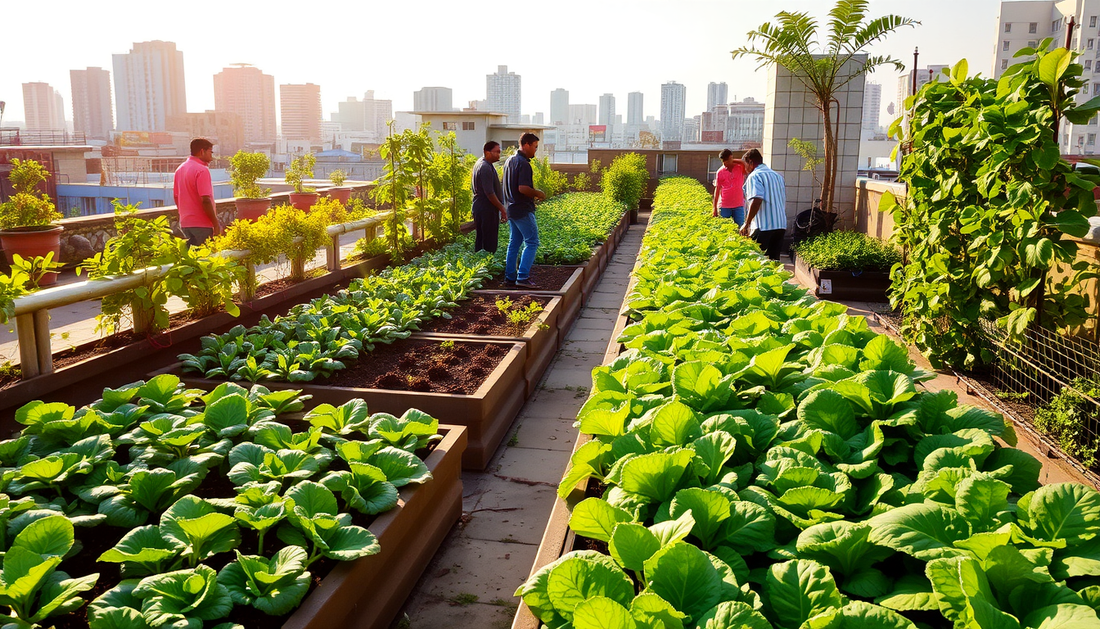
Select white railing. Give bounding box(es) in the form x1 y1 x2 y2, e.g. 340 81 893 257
10 211 393 379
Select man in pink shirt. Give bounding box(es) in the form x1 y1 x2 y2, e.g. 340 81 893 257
711 148 749 226
173 138 220 246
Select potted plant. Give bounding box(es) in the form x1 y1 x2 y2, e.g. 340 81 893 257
0 159 64 286
228 150 272 221
325 168 353 204
286 152 318 211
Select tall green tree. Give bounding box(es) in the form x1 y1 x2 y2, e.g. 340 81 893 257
732 0 917 216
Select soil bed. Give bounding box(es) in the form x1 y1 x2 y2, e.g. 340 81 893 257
324 339 510 395
416 295 551 337
480 265 578 292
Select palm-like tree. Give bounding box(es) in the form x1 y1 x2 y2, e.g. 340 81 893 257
732 0 917 217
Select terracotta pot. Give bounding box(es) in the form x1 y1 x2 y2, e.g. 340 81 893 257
289 192 319 211
324 187 353 204
234 197 271 222
0 225 63 286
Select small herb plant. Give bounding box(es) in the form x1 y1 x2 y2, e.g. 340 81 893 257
11 253 63 290
329 169 347 187
285 153 316 194
794 230 901 272
0 158 62 230
228 151 271 199
1034 377 1100 469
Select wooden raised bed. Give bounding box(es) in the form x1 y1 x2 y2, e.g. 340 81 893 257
285 424 466 629
161 339 527 470
474 267 584 343
412 296 562 397
793 254 891 302
0 255 390 419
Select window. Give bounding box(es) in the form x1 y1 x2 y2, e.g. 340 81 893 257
81 197 97 215
1003 40 1010 51
1092 16 1098 28
1029 40 1039 48
1090 134 1096 146
1091 39 1096 50
1054 19 1061 31
658 154 678 174
1095 85 1100 97
1065 133 1070 144
442 122 457 130
1029 22 1038 33
1001 59 1009 70
707 156 723 181
1087 60 1093 70
462 121 475 130
1005 23 1012 33
1085 83 1091 94
151 199 164 208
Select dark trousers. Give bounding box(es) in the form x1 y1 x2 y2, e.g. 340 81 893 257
182 227 213 247
752 229 785 261
472 206 500 253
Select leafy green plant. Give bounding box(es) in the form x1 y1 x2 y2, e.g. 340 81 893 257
794 231 901 272
328 168 347 187
788 137 824 202
10 253 63 290
162 240 243 318
531 155 570 198
0 266 30 325
219 546 311 616
1033 377 1100 468
886 49 1100 368
228 151 271 199
285 153 316 194
0 158 62 230
600 152 649 211
131 564 233 627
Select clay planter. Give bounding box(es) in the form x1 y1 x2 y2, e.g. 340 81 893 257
0 225 63 286
473 267 584 342
793 254 892 302
412 296 562 397
284 424 466 629
324 187 353 204
165 339 527 470
289 191 320 211
0 254 392 422
234 197 272 222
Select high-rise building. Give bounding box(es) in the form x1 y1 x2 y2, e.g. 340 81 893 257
333 97 367 132
727 97 765 145
280 83 322 142
896 66 949 112
70 68 113 140
569 104 597 126
707 82 729 110
487 65 521 122
550 88 569 126
22 82 65 131
627 92 644 126
533 112 544 125
213 64 277 145
993 0 1100 153
660 81 687 143
598 93 616 127
166 110 245 155
113 40 187 132
413 87 453 112
862 82 882 131
365 91 393 137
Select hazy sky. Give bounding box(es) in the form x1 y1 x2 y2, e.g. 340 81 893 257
1 0 1006 126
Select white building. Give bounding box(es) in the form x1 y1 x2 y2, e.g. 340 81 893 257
486 65 521 123
897 65 949 113
994 0 1100 153
70 68 113 140
728 97 765 146
598 93 616 128
569 104 597 126
412 111 552 156
22 82 65 132
862 82 882 132
661 81 687 144
113 40 187 132
550 88 569 126
627 92 644 126
413 87 453 112
707 82 728 111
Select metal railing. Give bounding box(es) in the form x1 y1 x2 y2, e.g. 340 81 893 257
10 211 393 379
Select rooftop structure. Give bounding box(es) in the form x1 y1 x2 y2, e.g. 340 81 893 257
280 83 322 142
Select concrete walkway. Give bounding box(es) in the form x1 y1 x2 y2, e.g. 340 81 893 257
391 216 648 629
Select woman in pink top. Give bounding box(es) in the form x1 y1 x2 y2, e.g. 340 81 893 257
711 148 749 226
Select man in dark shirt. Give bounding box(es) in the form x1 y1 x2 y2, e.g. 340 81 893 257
471 141 507 253
502 133 546 288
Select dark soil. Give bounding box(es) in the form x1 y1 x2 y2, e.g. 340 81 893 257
250 267 327 300
480 265 579 292
324 339 510 394
416 295 550 337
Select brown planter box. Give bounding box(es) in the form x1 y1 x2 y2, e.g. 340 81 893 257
285 424 466 629
473 267 584 343
160 339 527 470
793 255 892 302
411 296 562 397
0 255 391 422
629 208 639 225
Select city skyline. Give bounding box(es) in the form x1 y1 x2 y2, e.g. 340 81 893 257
1 0 1003 132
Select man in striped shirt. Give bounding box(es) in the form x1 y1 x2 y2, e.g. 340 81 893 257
739 149 787 260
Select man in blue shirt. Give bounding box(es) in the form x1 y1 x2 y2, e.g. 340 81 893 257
740 148 788 260
502 133 546 288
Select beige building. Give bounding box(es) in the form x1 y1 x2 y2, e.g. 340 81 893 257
412 111 553 156
113 41 187 132
214 64 277 145
70 68 113 141
22 82 65 131
280 83 322 142
166 110 245 156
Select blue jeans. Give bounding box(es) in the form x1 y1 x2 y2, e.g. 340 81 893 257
719 206 745 226
505 213 539 281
